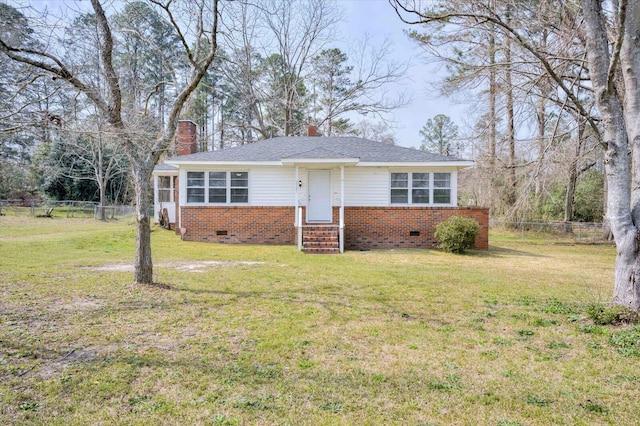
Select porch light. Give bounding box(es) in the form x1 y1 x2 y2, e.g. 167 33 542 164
298 180 303 188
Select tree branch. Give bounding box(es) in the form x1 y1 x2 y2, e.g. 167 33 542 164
607 0 627 93
89 0 123 127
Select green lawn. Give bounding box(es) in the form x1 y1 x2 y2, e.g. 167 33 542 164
0 215 636 425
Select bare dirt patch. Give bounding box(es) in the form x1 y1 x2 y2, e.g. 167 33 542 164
57 297 103 311
35 348 97 379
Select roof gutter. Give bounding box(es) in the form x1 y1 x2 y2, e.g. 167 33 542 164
356 161 475 168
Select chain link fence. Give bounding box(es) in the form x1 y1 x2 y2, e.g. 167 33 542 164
93 205 136 220
0 199 136 220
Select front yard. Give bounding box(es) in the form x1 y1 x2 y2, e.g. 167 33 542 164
0 216 635 425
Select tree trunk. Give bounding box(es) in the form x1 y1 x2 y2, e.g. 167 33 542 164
563 168 576 234
602 177 613 240
132 164 153 285
488 24 496 170
505 5 517 207
98 182 107 221
487 21 498 211
97 133 107 221
582 0 640 309
284 87 294 136
535 88 546 197
220 100 225 150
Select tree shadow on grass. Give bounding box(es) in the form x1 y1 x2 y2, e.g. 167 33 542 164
469 246 547 258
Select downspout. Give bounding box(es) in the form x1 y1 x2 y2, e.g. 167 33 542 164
295 165 299 226
340 165 344 253
176 173 184 237
175 175 180 230
295 165 302 251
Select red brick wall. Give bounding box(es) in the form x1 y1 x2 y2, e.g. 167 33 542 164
344 206 488 250
181 206 296 244
180 205 489 249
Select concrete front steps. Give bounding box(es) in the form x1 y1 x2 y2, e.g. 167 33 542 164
302 225 340 254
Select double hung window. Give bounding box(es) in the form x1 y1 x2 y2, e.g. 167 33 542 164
390 173 409 204
230 172 249 203
186 172 205 203
411 173 430 204
208 172 227 203
433 173 451 204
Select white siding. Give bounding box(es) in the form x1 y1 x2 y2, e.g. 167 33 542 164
344 167 389 206
250 167 296 205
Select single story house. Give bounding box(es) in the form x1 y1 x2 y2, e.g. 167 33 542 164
153 121 489 253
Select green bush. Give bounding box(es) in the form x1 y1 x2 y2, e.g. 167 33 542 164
434 216 479 254
586 303 638 325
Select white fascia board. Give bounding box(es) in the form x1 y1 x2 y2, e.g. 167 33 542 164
152 170 179 176
280 157 360 165
164 160 283 167
152 168 179 176
356 161 475 168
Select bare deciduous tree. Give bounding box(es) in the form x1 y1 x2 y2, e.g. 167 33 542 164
0 0 220 285
260 0 339 136
391 0 640 309
353 119 397 144
311 39 408 136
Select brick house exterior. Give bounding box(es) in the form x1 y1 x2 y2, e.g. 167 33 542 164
153 121 489 253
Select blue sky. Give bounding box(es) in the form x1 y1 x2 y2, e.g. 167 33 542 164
338 0 463 148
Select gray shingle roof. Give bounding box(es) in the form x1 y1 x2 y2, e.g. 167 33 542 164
165 136 467 163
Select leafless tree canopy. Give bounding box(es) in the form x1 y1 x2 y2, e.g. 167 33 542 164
0 0 220 285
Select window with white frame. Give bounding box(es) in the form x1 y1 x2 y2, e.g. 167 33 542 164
433 173 451 204
230 171 249 203
390 172 452 205
186 172 205 203
157 176 175 203
186 171 249 204
390 172 409 203
412 172 430 204
208 172 227 203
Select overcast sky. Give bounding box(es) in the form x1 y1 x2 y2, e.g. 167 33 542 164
338 0 464 148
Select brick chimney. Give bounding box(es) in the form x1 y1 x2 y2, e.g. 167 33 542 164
176 120 197 155
307 125 317 137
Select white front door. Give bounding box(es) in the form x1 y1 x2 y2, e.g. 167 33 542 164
307 170 332 222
